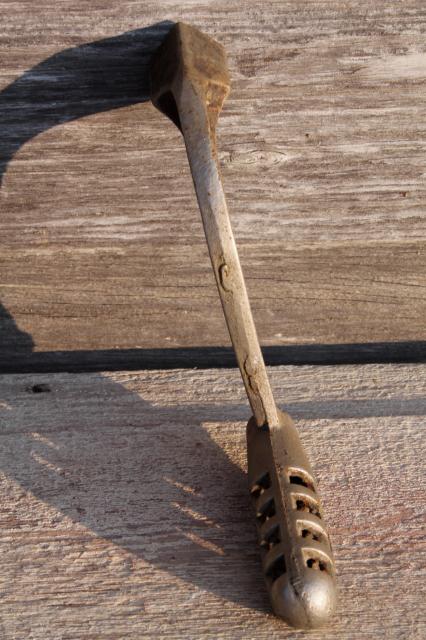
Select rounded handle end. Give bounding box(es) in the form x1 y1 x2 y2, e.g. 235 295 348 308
271 569 337 629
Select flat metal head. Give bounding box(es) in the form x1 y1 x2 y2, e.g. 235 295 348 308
150 22 230 130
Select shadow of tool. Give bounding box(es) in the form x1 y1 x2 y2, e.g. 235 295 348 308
0 25 270 616
0 301 270 615
0 304 34 356
1 301 424 625
0 20 174 186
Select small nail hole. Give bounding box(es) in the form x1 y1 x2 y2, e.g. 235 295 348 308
29 384 51 394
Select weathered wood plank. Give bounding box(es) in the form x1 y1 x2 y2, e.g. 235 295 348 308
0 363 424 638
1 242 425 356
1 1 425 354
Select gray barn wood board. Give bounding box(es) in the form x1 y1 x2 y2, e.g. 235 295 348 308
1 1 425 355
0 363 425 638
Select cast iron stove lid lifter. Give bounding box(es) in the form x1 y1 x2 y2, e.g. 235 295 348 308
150 22 337 629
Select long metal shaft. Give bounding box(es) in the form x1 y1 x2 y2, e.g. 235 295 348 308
179 82 279 428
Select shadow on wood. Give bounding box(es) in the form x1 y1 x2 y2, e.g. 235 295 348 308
0 365 271 613
0 304 34 355
1 305 425 628
0 303 270 612
0 21 174 186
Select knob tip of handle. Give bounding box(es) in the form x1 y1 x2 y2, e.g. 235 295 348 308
271 570 337 629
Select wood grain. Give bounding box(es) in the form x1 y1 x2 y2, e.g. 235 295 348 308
1 1 425 355
0 363 425 639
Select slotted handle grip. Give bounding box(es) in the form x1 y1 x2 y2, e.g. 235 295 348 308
247 410 337 628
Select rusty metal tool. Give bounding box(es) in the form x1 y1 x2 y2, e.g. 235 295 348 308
150 22 337 629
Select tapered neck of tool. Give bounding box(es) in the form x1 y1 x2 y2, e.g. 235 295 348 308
177 79 279 428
